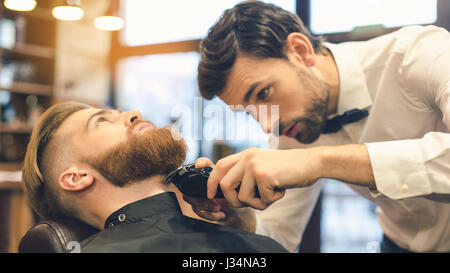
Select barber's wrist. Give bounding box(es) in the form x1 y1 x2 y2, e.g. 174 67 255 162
316 144 376 188
289 147 327 187
304 146 329 182
316 145 337 179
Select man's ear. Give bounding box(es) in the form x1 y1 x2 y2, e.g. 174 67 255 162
59 166 95 192
284 32 316 67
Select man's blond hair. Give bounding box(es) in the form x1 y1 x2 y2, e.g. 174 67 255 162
22 101 91 219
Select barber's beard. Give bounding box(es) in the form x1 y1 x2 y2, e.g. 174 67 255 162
85 124 186 187
279 66 330 144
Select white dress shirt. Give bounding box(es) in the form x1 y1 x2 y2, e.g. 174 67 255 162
255 25 450 252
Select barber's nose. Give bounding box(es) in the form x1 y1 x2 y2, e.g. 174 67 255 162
123 110 142 127
261 121 272 134
256 114 272 134
256 105 279 135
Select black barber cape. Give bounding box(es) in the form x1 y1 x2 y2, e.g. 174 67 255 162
81 192 288 253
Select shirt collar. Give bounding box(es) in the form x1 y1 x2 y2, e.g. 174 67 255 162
324 42 372 116
104 192 182 229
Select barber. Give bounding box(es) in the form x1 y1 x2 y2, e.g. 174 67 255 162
184 1 450 253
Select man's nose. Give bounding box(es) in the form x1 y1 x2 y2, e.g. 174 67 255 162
122 110 142 127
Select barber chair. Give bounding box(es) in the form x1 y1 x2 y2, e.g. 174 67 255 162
18 218 99 253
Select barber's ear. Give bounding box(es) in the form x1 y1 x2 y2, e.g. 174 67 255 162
59 167 95 192
285 32 316 67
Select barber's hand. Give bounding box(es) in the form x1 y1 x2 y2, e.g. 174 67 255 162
207 147 323 210
182 157 256 232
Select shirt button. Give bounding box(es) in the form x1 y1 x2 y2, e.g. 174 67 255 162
400 184 409 193
109 222 114 228
118 214 126 222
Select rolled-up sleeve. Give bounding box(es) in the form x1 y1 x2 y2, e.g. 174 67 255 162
366 26 450 200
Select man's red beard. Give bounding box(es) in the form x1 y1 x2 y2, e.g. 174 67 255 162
85 123 187 187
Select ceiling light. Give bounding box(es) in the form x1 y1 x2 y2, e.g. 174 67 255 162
4 0 36 12
52 0 84 21
94 1 124 31
95 15 124 31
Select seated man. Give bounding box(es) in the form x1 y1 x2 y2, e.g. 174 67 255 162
21 101 287 253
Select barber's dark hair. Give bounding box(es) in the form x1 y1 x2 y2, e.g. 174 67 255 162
197 0 324 100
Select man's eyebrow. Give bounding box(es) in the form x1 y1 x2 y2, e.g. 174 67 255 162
85 109 121 131
243 81 261 103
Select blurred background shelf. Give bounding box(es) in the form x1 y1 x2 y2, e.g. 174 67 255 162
0 181 22 191
0 1 55 253
0 161 22 171
0 122 33 134
2 43 54 59
5 6 54 21
0 81 53 96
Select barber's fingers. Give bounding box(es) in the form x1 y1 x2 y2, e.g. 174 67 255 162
182 194 220 213
207 152 244 199
218 159 248 207
195 157 214 169
237 168 286 210
237 168 267 210
258 173 286 206
182 194 227 221
192 207 226 222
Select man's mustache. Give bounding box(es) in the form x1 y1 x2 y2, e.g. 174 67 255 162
129 119 155 132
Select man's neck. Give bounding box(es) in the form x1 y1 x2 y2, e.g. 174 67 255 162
87 175 170 230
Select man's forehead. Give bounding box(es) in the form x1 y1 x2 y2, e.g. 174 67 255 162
57 108 99 135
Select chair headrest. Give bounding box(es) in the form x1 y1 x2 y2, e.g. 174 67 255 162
18 218 99 253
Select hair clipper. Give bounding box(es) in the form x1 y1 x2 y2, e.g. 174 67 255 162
167 163 260 199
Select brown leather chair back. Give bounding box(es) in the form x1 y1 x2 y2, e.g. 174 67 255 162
18 218 99 253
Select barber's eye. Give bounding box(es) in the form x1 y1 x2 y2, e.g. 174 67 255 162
257 88 270 101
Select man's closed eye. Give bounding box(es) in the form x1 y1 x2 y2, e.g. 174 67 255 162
96 117 107 126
